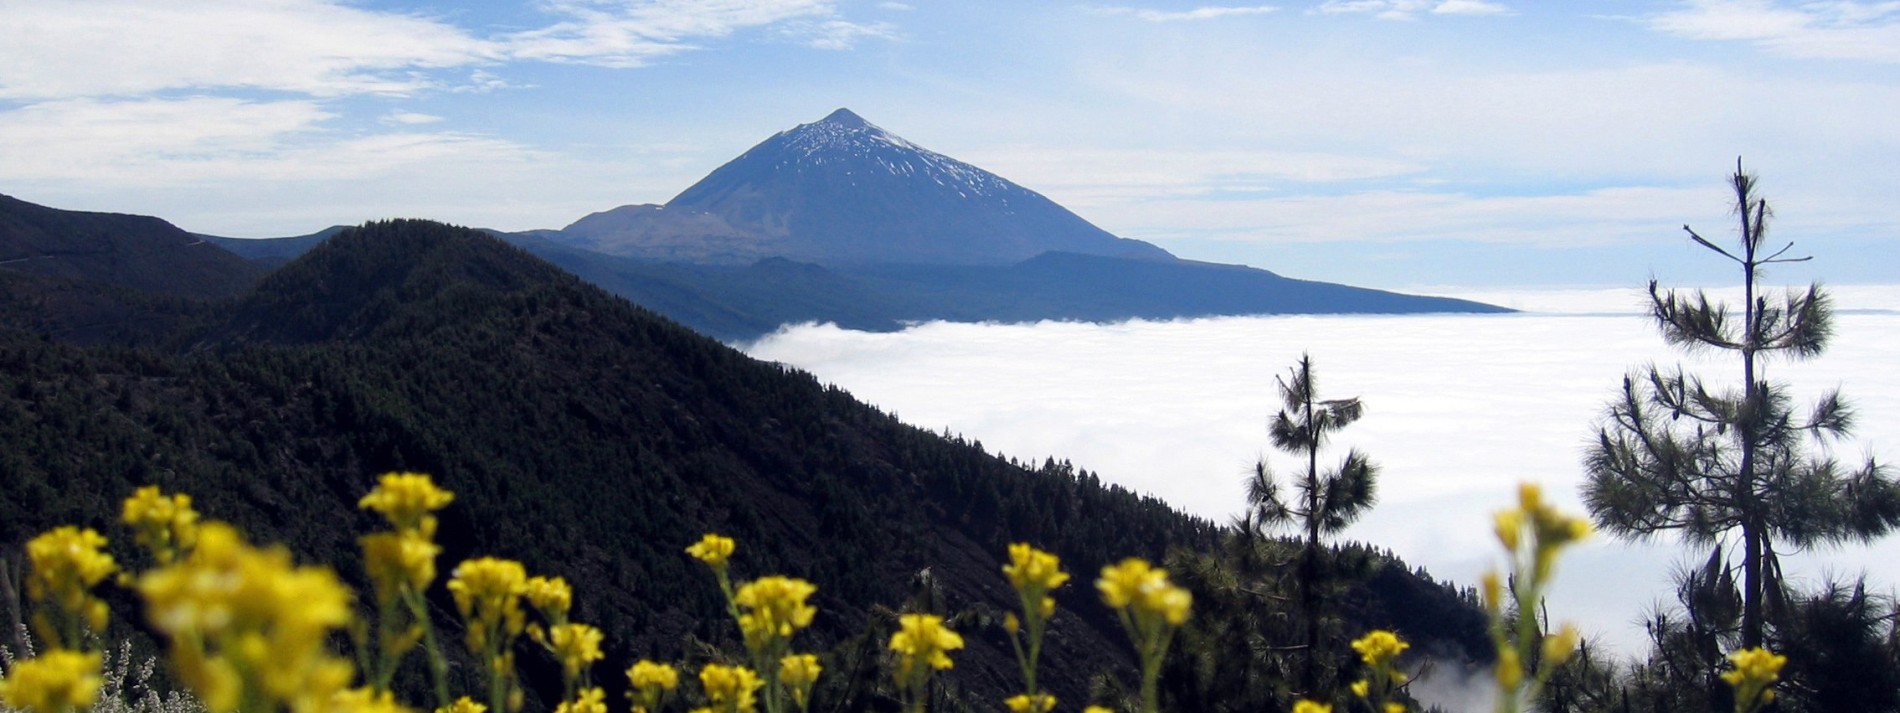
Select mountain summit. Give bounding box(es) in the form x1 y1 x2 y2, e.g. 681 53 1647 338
556 109 1172 265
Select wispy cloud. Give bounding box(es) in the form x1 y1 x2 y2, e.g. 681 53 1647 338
1648 0 1900 62
382 111 446 125
783 19 902 50
1095 5 1281 22
504 0 858 66
1315 0 1511 20
0 0 496 100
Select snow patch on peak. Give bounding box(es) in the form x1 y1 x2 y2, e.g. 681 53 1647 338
774 110 1014 199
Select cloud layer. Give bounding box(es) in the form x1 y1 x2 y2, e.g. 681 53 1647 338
746 286 1900 655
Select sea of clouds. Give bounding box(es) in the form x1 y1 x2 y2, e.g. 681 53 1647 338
745 284 1900 658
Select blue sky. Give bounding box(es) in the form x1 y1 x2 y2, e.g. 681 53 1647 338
3 0 1897 288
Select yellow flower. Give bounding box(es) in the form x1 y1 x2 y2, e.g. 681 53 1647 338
448 557 528 649
779 654 822 709
358 472 454 536
332 688 414 713
628 660 681 692
525 576 573 620
627 660 679 713
549 623 605 680
1495 648 1523 689
122 486 199 563
1003 544 1069 595
1351 630 1410 666
734 576 818 654
698 664 762 713
1083 707 1115 713
686 534 736 568
1540 624 1580 667
1292 700 1332 713
1004 694 1056 713
1384 704 1405 713
554 688 607 713
1721 647 1787 709
135 522 355 713
361 531 440 602
435 697 488 713
0 649 102 713
889 613 964 676
1096 558 1191 625
1350 679 1369 698
25 527 117 636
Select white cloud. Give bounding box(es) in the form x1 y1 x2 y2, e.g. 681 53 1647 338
504 0 841 66
0 96 540 185
1096 5 1281 22
1431 0 1510 15
383 111 446 125
784 19 902 50
1649 0 1900 62
745 291 1900 655
1314 0 1510 19
0 0 497 99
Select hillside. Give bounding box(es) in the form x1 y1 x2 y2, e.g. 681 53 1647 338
0 220 1491 710
0 193 263 299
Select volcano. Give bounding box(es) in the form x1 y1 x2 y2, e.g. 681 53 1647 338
555 109 1172 265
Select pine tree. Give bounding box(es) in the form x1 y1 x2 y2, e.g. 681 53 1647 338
1239 353 1377 697
1582 159 1900 650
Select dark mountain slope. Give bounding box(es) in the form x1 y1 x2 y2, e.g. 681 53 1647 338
205 232 1507 342
204 227 346 269
555 109 1172 265
0 193 263 299
2 220 1225 708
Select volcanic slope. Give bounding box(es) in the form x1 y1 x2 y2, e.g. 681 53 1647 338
555 108 1170 266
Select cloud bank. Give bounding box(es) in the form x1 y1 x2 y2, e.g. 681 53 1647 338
746 286 1900 655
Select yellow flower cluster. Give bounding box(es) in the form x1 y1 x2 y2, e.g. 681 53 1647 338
0 649 103 713
361 530 441 602
548 623 605 682
122 485 199 564
1721 647 1787 713
890 613 965 677
526 576 574 621
1001 544 1067 713
24 526 117 645
1351 630 1409 666
1004 543 1069 597
686 534 736 568
435 697 487 713
553 688 605 713
1292 700 1332 713
734 576 819 654
333 688 414 713
136 522 355 713
1492 483 1590 581
778 654 822 710
626 661 679 713
1097 558 1191 626
1348 630 1411 713
1003 694 1056 713
358 472 455 536
1485 483 1590 713
449 557 529 652
696 664 763 713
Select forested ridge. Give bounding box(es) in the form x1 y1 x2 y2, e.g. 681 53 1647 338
1 219 1488 711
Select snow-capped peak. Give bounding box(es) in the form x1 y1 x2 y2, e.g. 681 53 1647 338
773 109 1009 198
